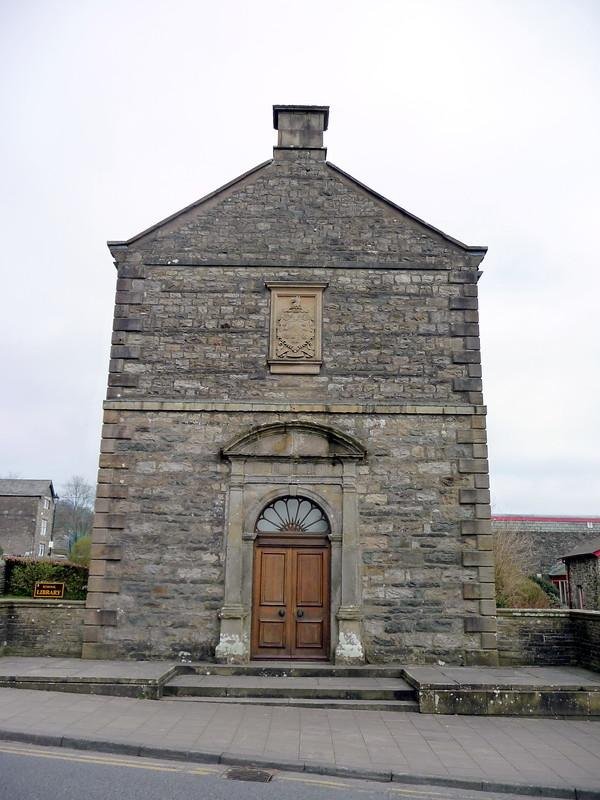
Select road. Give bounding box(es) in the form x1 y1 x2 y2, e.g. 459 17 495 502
0 741 559 800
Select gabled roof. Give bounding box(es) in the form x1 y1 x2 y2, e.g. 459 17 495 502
0 479 56 499
107 159 487 255
562 538 600 560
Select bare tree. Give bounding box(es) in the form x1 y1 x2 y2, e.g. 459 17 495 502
53 475 95 553
493 529 552 608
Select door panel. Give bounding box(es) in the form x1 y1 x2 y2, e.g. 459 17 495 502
251 538 330 661
260 552 286 605
291 548 329 659
252 547 290 658
295 552 323 605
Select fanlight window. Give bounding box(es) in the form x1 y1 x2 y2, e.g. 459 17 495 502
255 496 330 534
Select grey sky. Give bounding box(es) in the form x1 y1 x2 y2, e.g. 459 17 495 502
1 0 599 512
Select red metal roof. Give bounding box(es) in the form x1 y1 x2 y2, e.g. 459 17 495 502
492 515 600 524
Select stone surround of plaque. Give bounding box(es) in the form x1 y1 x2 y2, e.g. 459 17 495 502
267 283 326 374
83 104 497 667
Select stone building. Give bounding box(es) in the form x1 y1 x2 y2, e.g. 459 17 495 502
0 479 58 558
83 105 496 665
562 539 600 610
492 514 600 577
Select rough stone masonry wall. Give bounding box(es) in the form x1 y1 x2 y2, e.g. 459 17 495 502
0 599 84 657
87 404 493 664
85 150 495 663
497 609 600 673
567 557 600 610
497 609 577 666
0 496 38 557
572 611 600 671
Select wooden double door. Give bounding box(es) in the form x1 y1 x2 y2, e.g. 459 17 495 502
251 535 330 660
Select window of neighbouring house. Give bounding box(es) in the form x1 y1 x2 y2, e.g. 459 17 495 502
40 520 47 537
557 579 568 606
43 498 50 509
577 585 585 608
38 543 46 557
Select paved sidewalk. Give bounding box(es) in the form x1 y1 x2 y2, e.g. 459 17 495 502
0 687 599 796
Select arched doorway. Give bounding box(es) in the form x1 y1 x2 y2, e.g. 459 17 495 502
251 496 331 660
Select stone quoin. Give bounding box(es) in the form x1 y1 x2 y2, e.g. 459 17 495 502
83 105 497 665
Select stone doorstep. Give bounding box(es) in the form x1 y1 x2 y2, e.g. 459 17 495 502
1 660 599 717
162 674 416 701
166 696 420 712
183 660 408 678
0 730 596 800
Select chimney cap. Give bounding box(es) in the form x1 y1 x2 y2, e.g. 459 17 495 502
273 105 329 131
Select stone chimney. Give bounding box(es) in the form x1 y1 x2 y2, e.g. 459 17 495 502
273 105 329 159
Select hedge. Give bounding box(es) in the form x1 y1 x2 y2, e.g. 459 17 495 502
3 557 88 600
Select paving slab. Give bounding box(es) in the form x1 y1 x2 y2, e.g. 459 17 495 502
0 686 598 796
0 657 176 681
403 666 600 690
403 665 600 717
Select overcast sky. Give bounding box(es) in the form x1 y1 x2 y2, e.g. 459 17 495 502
1 0 599 513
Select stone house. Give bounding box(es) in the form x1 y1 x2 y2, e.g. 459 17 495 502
562 539 600 610
492 514 600 577
0 479 58 558
83 105 497 665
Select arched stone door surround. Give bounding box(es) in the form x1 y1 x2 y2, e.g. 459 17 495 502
215 421 366 664
251 495 331 660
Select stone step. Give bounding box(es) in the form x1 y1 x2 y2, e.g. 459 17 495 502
183 661 409 679
164 695 419 712
163 674 416 702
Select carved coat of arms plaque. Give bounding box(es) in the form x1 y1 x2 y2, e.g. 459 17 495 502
276 296 315 359
266 282 327 374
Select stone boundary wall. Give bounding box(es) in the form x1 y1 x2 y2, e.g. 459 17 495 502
0 599 85 657
572 610 600 672
497 608 600 671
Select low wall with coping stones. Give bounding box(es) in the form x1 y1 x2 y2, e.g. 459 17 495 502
0 599 85 657
497 608 600 671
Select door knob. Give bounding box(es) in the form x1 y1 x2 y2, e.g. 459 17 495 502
278 608 285 617
296 609 304 618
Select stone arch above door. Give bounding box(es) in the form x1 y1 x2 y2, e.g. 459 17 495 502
215 420 367 665
221 421 367 461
